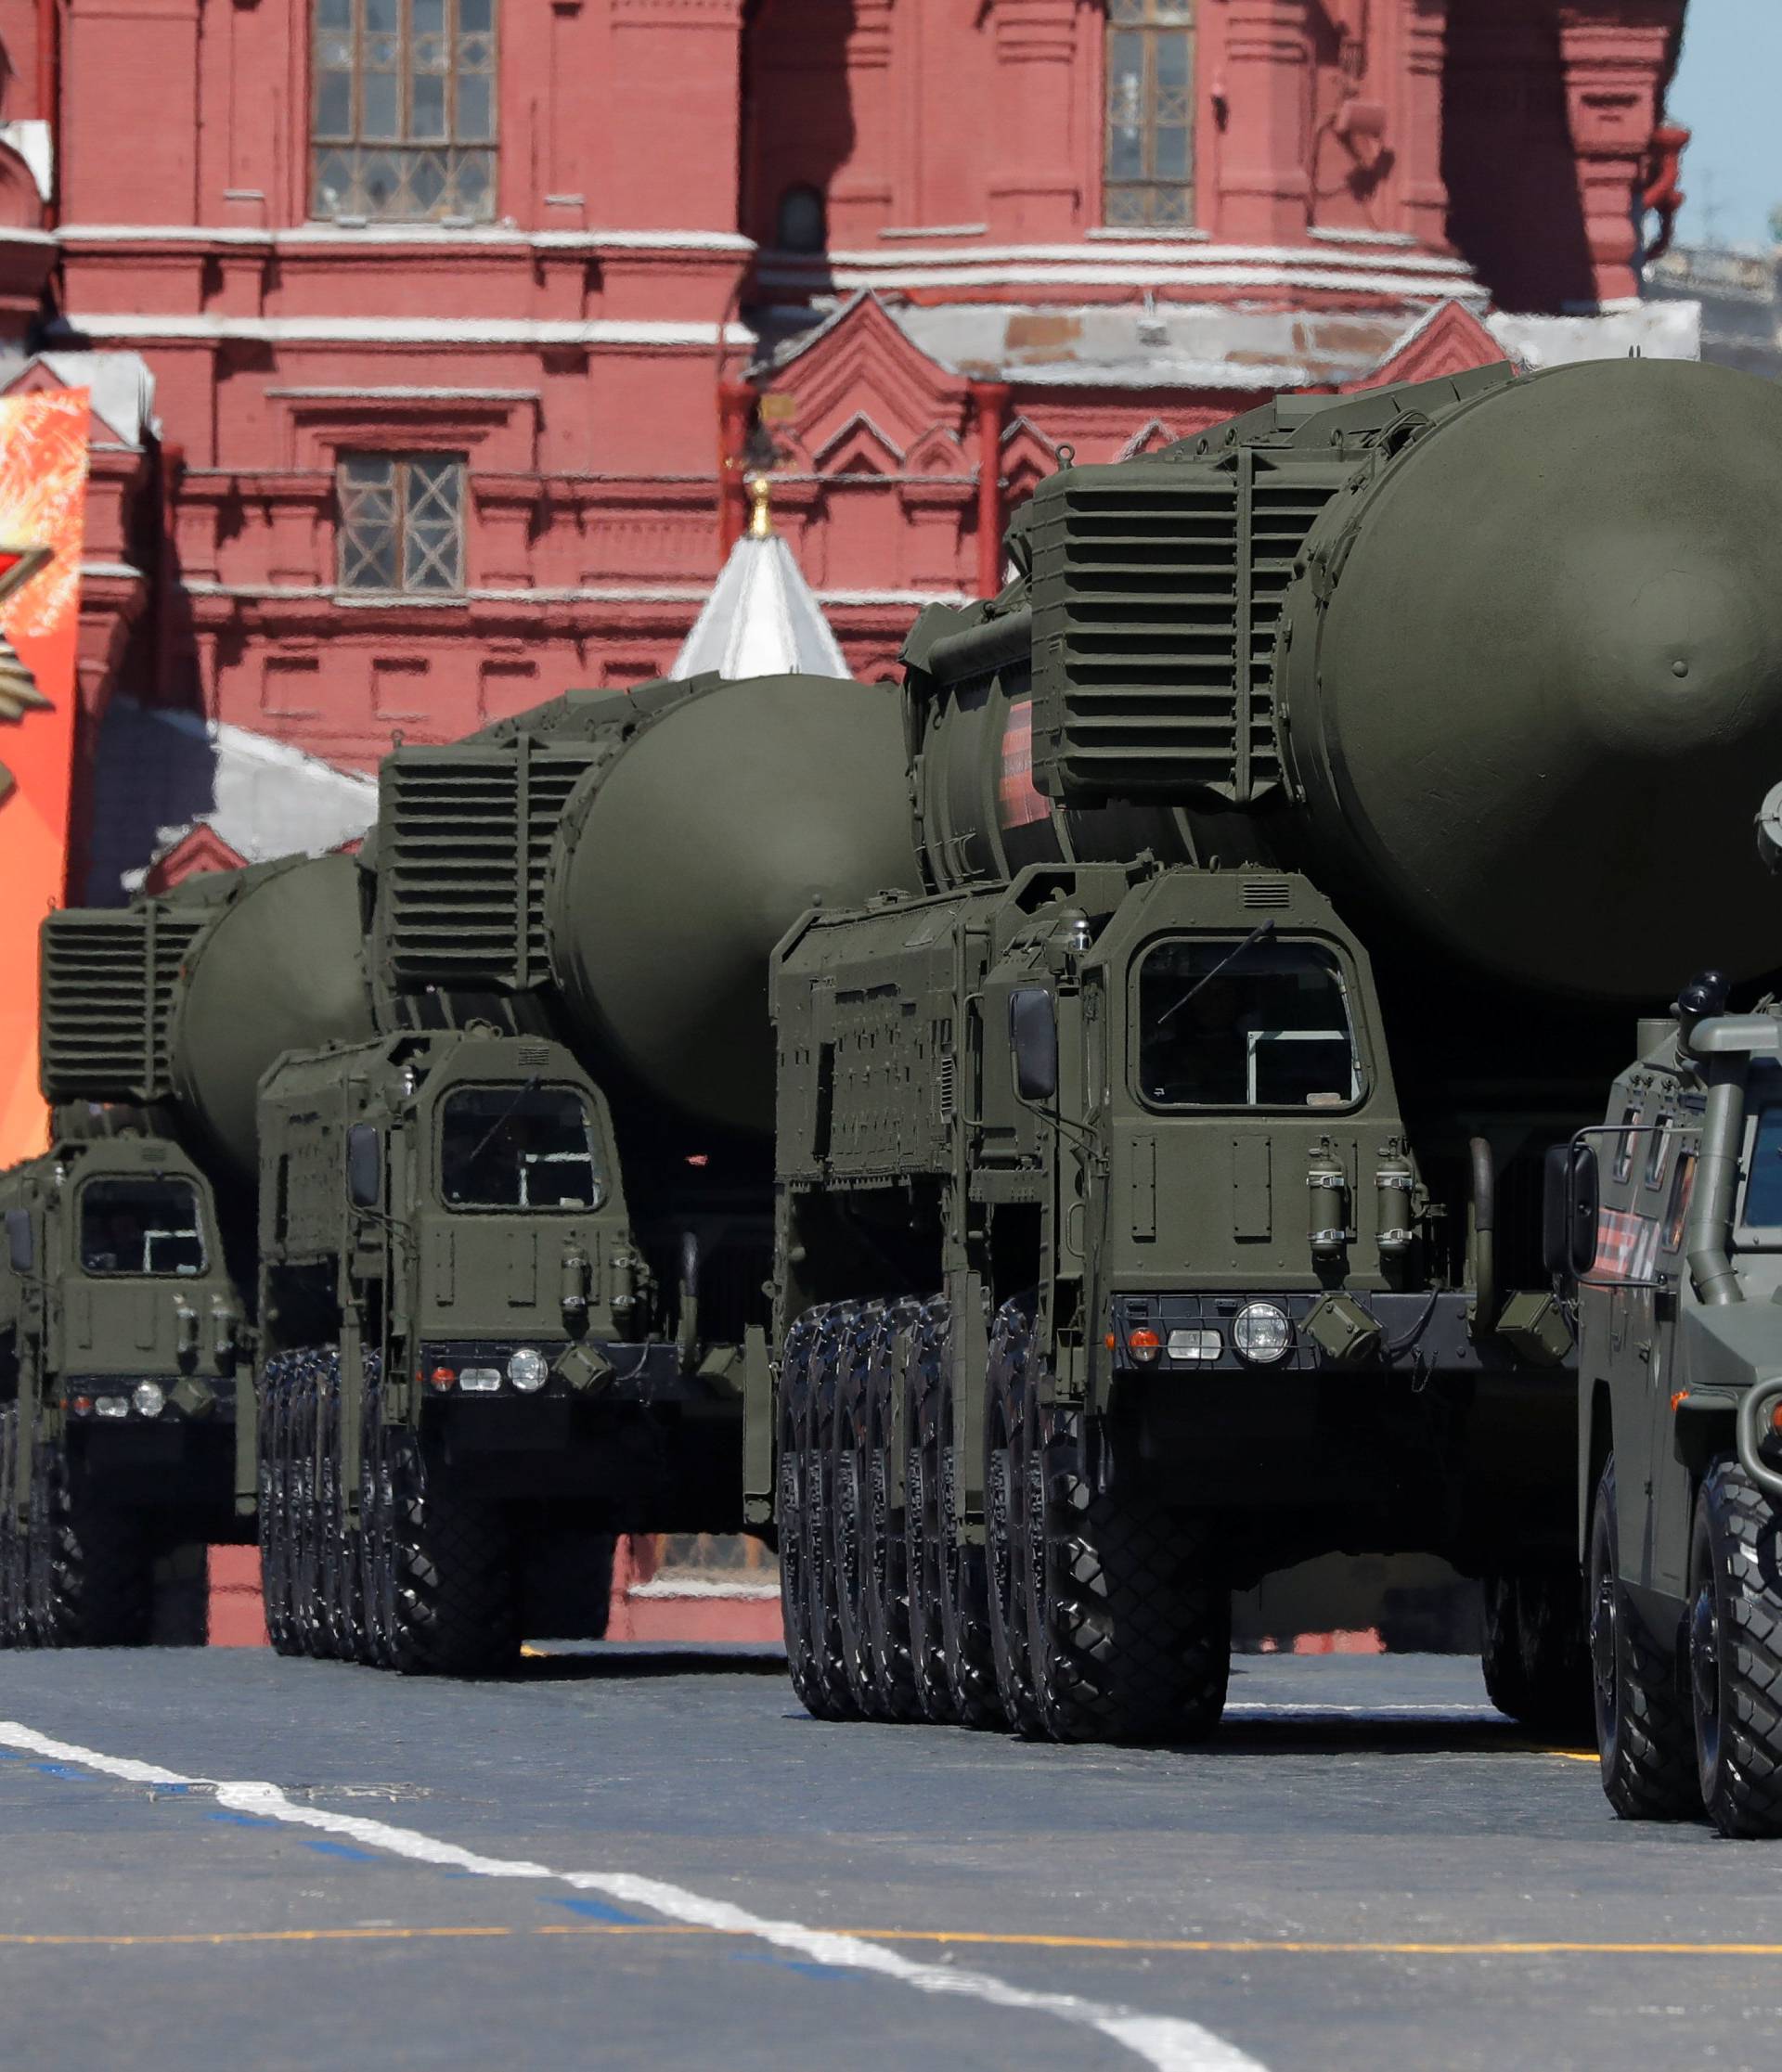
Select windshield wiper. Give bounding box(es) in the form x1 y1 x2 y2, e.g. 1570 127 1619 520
1157 920 1277 1026
460 1075 542 1180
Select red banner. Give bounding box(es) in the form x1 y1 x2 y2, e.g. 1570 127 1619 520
0 387 92 1165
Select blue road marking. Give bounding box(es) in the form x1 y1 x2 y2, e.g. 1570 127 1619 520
729 1951 851 1982
208 1809 268 1828
32 1763 88 1780
549 1896 645 1926
302 1839 379 1862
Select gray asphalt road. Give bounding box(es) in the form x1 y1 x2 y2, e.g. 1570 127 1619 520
0 1646 1771 2072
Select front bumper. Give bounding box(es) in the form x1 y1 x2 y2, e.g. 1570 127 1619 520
1108 1291 1571 1376
418 1338 713 1406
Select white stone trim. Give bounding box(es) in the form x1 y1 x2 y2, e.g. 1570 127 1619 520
58 221 755 255
70 314 755 349
180 578 965 609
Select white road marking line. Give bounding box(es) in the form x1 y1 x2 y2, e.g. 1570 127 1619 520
0 1718 1264 2072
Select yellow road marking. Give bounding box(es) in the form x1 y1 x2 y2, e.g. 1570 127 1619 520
3 1925 1779 1959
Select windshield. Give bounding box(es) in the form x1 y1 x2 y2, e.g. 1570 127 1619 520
1137 938 1360 1110
1739 1062 1782 1233
81 1178 205 1276
439 1086 603 1211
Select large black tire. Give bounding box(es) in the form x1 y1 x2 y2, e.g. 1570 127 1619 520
1482 1566 1592 1741
905 1297 1001 1729
382 1429 518 1678
358 1356 397 1669
901 1295 957 1723
258 1354 301 1657
833 1299 923 1722
777 1307 830 1716
999 1301 1228 1744
314 1350 371 1665
1688 1455 1782 1837
27 1438 152 1648
984 1302 1042 1733
1589 1453 1696 1820
0 1403 26 1646
779 1304 859 1719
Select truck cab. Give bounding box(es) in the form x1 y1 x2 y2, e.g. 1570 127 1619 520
0 1133 243 1647
1566 975 1782 1835
255 1026 742 1672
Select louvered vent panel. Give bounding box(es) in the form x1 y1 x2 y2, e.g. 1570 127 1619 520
1029 460 1336 807
40 905 204 1103
1247 477 1338 797
1031 467 1243 801
379 744 594 992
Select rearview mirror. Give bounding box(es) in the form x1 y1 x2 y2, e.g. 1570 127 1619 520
6 1207 32 1273
1542 1141 1598 1280
1009 986 1058 1103
346 1124 381 1211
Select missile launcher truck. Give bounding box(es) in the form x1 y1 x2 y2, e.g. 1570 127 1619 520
6 670 914 1671
0 1128 240 1644
768 356 1782 1741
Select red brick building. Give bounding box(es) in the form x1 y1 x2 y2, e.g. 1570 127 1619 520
0 0 1698 894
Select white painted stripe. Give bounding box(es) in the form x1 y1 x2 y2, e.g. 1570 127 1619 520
0 1718 1265 2072
68 313 755 349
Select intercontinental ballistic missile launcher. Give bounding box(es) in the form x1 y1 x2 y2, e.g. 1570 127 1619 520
769 356 1782 1740
0 1129 241 1643
1 669 914 1669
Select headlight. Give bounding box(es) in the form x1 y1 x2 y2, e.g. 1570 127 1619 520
133 1381 166 1419
458 1367 502 1393
1233 1303 1293 1365
508 1347 549 1393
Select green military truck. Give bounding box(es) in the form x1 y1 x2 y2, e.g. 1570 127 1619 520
768 354 1782 1741
0 1126 243 1645
252 1023 736 1673
19 670 916 1670
1561 959 1782 1838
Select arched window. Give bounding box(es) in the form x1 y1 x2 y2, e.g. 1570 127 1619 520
311 0 498 223
1104 0 1194 228
775 184 828 254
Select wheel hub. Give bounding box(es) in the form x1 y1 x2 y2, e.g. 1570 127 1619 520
1589 1570 1617 1711
1689 1579 1721 1738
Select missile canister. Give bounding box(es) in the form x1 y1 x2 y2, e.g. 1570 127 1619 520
40 851 374 1178
370 672 921 1138
904 356 1782 1003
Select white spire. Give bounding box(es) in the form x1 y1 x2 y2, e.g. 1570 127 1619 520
673 477 850 681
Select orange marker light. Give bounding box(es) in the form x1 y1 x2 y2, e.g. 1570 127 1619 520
429 1366 457 1390
1128 1328 1161 1363
1105 1332 1117 1350
1670 1391 1687 1415
1772 1401 1782 1435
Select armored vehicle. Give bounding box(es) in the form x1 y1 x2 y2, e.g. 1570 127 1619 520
0 1128 243 1645
1561 937 1782 1835
768 355 1782 1740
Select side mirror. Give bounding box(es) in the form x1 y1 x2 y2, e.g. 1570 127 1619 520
6 1207 32 1273
1542 1141 1599 1280
346 1124 381 1211
1009 986 1058 1103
